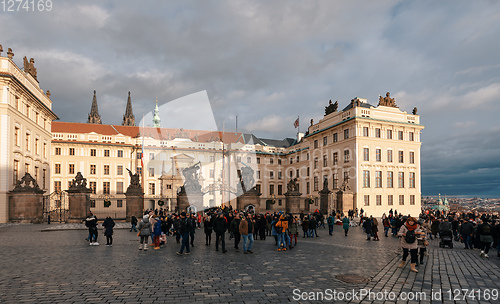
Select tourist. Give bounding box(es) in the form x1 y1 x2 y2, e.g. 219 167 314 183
327 213 335 236
301 216 310 238
176 212 190 255
416 221 428 266
137 214 152 250
289 217 299 246
203 213 213 245
363 217 372 241
275 214 288 251
478 218 494 258
258 214 267 240
342 215 350 236
230 213 241 252
130 215 138 232
371 216 380 241
383 216 391 237
214 212 228 253
309 216 318 237
188 214 196 247
153 216 162 250
239 213 254 254
459 218 474 249
398 217 421 273
102 215 115 247
85 212 99 246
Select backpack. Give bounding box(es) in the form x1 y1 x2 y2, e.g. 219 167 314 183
274 221 283 234
327 217 334 225
405 229 416 244
482 224 491 235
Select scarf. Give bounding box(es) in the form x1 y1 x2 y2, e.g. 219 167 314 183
406 222 418 231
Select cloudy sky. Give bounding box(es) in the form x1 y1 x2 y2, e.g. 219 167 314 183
2 0 500 197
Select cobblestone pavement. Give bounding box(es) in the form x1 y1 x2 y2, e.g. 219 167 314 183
0 223 498 303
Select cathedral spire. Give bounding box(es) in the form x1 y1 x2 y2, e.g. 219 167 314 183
87 90 102 124
122 91 136 126
153 99 161 128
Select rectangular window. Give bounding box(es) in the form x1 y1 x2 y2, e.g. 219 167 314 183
387 150 393 162
398 131 403 140
307 153 309 160
314 176 319 191
270 171 274 179
137 152 142 159
376 149 381 162
55 164 61 174
236 156 241 162
387 130 392 139
69 164 75 175
43 143 47 158
90 164 96 175
269 184 275 195
104 149 110 157
210 169 215 178
149 167 154 177
69 148 75 156
54 181 61 193
278 199 282 206
55 147 61 155
117 150 123 158
388 195 393 206
333 152 338 165
409 151 415 164
363 148 369 161
376 195 382 206
247 157 251 163
399 195 404 205
117 165 123 175
278 171 282 180
410 195 415 205
363 127 369 137
257 171 260 179
333 174 338 189
375 128 381 138
307 167 310 177
399 151 404 163
290 157 293 164
409 172 415 188
364 195 370 206
25 163 30 175
296 155 299 162
149 153 154 160
255 184 261 193
90 182 96 194
398 172 404 188
296 169 299 179
387 171 394 188
13 160 19 183
35 138 39 155
409 132 414 141
103 182 110 195
104 165 110 175
278 159 282 165
149 183 155 195
116 182 124 194
42 169 46 189
68 181 72 190
323 155 327 167
306 182 310 194
333 133 338 143
270 158 274 164
257 157 260 164
375 171 382 188
25 133 30 151
91 149 96 157
323 136 328 146
314 140 318 149
90 200 96 208
344 150 350 163
117 199 123 208
314 158 318 169
278 184 283 195
344 129 349 139
363 170 370 188
137 167 142 176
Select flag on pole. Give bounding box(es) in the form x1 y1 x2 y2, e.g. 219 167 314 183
141 143 144 168
293 117 299 128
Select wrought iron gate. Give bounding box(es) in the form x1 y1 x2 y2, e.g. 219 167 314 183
43 191 69 223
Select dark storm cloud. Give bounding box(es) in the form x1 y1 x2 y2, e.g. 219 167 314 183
1 0 500 196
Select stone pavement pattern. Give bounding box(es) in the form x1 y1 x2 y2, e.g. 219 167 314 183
0 223 498 303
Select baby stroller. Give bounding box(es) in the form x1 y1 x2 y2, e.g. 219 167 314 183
439 229 453 248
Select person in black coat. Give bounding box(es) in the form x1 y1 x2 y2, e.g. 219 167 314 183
213 213 228 253
363 217 372 240
102 216 115 246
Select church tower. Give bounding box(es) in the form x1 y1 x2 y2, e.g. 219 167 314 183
87 90 102 124
122 91 136 126
153 99 161 128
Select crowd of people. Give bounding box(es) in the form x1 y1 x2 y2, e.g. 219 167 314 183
83 207 500 269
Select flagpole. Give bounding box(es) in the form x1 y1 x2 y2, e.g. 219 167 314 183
141 114 145 195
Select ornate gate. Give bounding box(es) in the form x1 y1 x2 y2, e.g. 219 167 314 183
43 191 69 223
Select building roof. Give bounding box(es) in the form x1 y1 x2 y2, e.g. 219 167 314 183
341 100 375 112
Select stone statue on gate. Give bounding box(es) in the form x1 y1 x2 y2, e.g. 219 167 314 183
182 161 202 192
69 172 88 191
378 92 397 107
324 100 338 115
